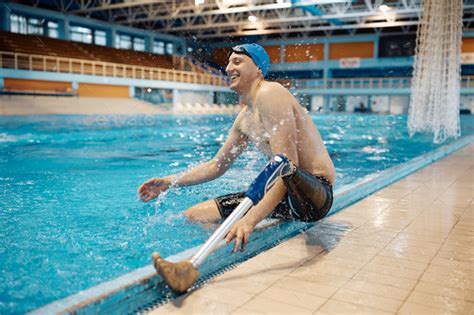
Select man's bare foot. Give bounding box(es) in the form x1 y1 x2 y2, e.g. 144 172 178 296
152 252 199 293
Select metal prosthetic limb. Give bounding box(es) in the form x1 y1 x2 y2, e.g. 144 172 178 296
152 154 289 293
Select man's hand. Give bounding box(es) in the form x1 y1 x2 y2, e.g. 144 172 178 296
138 177 171 202
224 218 256 252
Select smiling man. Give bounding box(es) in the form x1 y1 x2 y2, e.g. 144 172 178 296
139 43 335 255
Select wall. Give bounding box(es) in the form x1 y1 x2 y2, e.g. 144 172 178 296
285 43 324 63
212 47 229 68
371 95 390 113
264 45 282 64
346 96 369 112
175 90 210 105
462 38 474 53
329 42 374 60
461 95 474 113
310 94 410 114
389 95 409 114
310 95 323 111
78 83 129 98
4 78 72 92
207 32 472 79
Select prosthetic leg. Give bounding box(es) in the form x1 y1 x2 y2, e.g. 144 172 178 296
152 154 289 293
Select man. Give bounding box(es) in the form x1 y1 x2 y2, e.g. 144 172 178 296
139 43 335 254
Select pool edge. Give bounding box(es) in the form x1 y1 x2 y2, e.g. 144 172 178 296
30 134 474 315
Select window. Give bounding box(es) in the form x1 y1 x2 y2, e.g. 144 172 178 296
117 34 145 51
116 33 132 50
10 13 28 34
152 40 165 54
47 21 59 38
11 13 60 38
94 30 107 46
70 27 106 46
379 35 416 57
166 42 174 55
27 18 44 35
133 37 145 52
70 25 93 44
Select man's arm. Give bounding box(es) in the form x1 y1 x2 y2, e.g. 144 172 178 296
138 111 249 202
170 112 249 187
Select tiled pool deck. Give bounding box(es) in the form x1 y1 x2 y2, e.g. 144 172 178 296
149 143 474 314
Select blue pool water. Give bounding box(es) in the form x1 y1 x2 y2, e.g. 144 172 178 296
1 114 473 314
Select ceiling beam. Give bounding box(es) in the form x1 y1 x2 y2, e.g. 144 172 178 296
190 17 474 39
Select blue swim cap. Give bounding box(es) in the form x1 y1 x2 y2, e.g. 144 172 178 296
232 43 270 77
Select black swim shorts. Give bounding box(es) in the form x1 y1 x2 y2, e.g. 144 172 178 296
214 166 333 223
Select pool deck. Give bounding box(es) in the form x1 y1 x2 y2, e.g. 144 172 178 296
148 142 474 314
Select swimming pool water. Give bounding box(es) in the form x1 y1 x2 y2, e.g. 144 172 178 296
1 114 473 314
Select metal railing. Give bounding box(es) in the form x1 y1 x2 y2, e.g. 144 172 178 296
0 51 227 86
293 76 474 89
2 50 472 91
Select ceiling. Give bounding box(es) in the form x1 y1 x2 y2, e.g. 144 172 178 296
15 0 474 40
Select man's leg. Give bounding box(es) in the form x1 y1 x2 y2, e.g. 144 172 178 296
152 252 198 293
151 200 220 292
183 199 222 222
282 167 333 222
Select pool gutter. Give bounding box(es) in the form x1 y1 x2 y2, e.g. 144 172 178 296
31 134 474 315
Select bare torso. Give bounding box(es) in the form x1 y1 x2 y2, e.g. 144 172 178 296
238 82 336 184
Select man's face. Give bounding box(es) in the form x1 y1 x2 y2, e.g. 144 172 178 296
225 52 260 93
